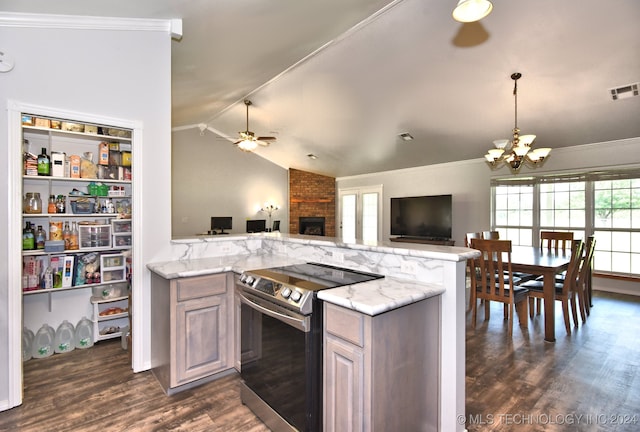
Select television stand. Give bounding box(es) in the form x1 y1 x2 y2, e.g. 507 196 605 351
390 237 455 246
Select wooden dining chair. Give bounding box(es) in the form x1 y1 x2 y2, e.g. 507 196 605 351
529 230 576 314
482 231 499 240
575 236 596 322
470 238 530 336
465 232 483 311
521 239 584 334
540 230 574 253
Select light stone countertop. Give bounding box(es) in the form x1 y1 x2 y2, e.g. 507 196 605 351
317 276 444 316
146 254 303 279
147 253 445 316
171 232 479 262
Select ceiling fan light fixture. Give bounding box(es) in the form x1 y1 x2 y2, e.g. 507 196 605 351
452 0 493 23
237 139 258 152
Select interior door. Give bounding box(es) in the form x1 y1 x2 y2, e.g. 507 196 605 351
338 186 382 243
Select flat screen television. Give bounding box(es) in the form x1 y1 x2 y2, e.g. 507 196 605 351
246 219 266 233
211 216 232 234
390 194 452 240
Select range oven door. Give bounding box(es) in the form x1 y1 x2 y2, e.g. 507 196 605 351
237 288 321 432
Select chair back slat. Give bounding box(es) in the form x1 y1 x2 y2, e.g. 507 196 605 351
465 232 482 248
560 239 584 295
471 238 514 301
482 231 500 240
540 231 574 253
577 236 596 287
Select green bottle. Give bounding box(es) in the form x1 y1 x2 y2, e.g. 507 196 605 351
37 147 50 176
22 221 35 250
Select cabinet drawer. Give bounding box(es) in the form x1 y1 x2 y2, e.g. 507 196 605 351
324 303 365 347
176 274 226 301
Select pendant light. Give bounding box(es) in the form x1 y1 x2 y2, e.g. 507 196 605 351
485 73 551 172
452 0 493 23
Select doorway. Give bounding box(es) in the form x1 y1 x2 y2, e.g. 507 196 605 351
338 185 383 243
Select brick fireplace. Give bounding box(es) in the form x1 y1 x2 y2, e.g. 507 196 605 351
289 168 336 237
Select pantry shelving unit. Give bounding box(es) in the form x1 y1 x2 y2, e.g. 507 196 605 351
21 115 133 342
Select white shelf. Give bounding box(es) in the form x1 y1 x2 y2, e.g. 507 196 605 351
23 175 131 185
22 124 132 142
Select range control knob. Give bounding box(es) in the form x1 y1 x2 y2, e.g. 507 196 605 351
281 287 292 299
290 290 302 303
245 276 255 286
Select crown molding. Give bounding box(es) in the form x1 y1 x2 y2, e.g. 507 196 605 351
0 12 182 39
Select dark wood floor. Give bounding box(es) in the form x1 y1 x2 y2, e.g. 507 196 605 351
1 291 638 431
466 290 640 432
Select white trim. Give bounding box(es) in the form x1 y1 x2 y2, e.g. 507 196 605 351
0 12 182 38
7 100 146 404
6 107 24 409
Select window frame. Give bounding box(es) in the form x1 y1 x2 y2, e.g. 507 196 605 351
491 168 640 278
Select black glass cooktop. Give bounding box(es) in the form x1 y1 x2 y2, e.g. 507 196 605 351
249 262 383 292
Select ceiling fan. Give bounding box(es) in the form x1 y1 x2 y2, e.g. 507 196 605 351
235 100 276 152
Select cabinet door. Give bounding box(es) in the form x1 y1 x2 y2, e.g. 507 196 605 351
324 335 364 432
173 293 228 386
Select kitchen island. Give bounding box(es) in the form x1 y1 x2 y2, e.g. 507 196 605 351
148 232 478 432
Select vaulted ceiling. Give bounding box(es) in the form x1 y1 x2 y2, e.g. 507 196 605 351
4 0 640 177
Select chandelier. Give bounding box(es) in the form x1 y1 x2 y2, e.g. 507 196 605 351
485 72 551 172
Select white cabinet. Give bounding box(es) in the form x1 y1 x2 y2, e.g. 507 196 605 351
323 298 440 431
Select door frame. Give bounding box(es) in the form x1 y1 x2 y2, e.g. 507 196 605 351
337 185 383 242
6 100 144 409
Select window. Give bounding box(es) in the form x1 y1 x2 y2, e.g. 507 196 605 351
492 170 640 277
593 178 640 274
493 183 534 246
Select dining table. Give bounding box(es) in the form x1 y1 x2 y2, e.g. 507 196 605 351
509 245 572 342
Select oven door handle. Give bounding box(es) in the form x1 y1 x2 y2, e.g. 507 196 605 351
237 290 310 332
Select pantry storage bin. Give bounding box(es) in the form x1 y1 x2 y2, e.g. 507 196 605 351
100 253 126 283
78 224 111 249
111 219 132 247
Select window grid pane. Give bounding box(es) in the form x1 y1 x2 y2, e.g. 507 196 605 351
362 193 378 242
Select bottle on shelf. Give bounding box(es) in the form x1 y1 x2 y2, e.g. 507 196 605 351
22 221 35 250
23 192 42 214
47 194 56 213
68 222 79 250
37 148 51 176
35 225 46 249
62 222 72 249
41 265 53 290
55 195 66 213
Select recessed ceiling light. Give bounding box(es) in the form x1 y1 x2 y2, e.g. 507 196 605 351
398 132 414 141
307 154 318 160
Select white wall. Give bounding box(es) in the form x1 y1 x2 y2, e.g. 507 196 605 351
171 128 289 237
337 137 640 293
0 21 173 408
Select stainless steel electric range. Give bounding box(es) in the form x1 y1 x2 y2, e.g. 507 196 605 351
236 262 383 432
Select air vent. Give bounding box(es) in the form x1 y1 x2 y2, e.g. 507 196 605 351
398 132 414 141
610 83 639 101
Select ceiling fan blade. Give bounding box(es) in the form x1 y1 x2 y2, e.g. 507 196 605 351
256 136 276 141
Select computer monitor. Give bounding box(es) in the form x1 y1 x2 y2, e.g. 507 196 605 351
211 216 232 234
246 219 266 233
